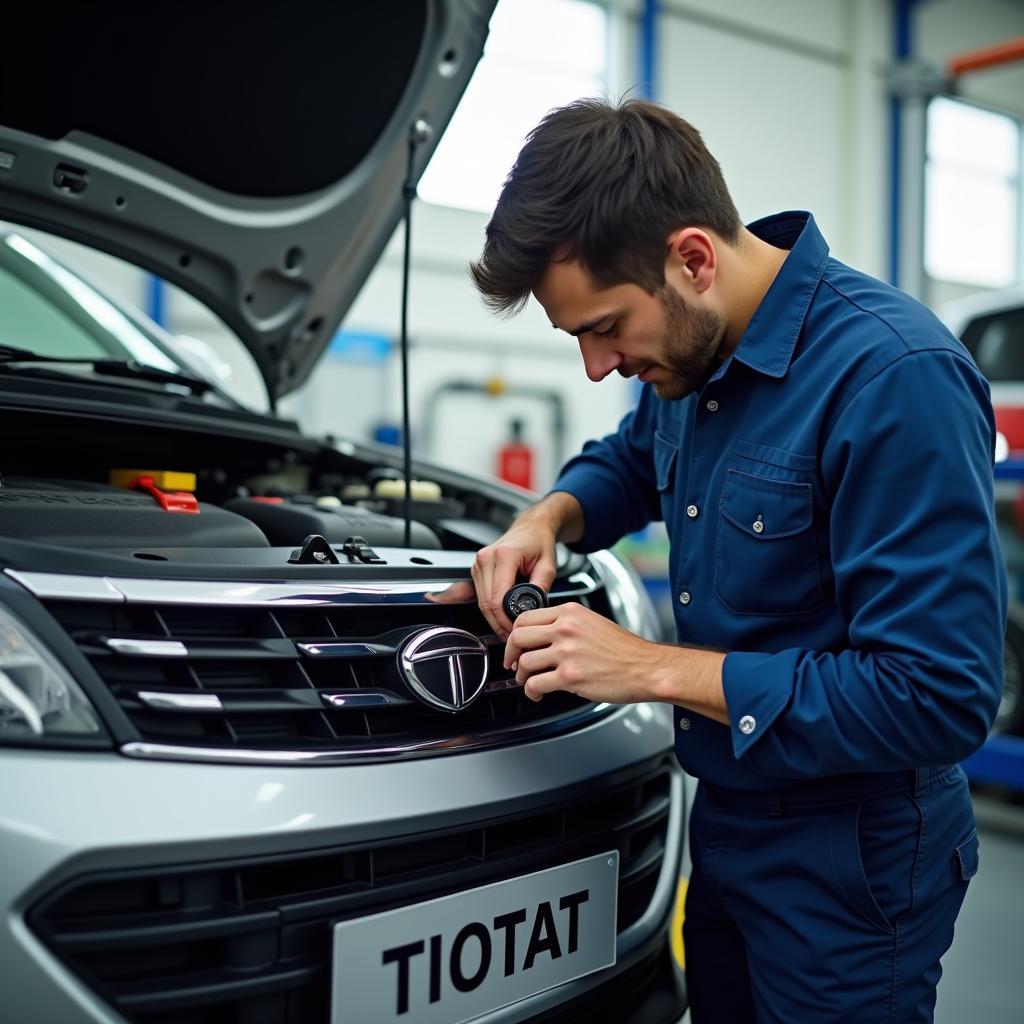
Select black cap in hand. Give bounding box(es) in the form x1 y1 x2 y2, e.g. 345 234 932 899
502 583 549 622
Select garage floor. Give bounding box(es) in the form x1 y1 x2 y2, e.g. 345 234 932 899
678 789 1023 1023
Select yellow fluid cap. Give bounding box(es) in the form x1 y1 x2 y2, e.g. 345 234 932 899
484 376 506 396
109 469 197 492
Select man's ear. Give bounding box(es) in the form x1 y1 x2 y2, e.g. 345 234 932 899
665 228 716 295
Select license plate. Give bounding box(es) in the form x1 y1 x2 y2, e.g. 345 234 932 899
330 850 619 1024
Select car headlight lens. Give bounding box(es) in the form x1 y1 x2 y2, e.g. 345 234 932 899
0 606 103 739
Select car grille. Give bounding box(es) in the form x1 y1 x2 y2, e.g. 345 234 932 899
36 576 617 762
29 761 676 1024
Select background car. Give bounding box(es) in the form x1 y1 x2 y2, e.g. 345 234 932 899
941 288 1024 736
941 288 1024 454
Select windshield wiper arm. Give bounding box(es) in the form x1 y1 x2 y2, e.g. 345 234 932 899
0 345 213 395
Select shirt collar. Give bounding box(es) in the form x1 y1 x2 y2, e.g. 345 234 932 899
726 211 830 379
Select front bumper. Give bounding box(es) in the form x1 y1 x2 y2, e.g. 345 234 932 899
1 703 685 1023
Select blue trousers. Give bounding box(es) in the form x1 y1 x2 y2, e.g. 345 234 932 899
683 765 979 1023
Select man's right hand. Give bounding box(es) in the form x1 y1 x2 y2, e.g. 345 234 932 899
472 491 584 637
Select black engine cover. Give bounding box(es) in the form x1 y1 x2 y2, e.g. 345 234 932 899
0 481 268 549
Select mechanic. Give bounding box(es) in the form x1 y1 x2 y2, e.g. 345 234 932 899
462 99 1006 1022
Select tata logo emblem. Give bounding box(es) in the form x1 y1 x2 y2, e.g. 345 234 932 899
399 627 489 713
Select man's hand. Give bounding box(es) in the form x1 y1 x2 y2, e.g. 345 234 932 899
471 522 557 638
424 518 556 636
504 602 666 704
429 493 584 634
503 602 730 722
452 492 584 638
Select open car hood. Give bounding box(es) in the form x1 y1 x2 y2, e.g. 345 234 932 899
0 1 495 402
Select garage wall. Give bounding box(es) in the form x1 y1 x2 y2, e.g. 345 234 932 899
654 0 890 278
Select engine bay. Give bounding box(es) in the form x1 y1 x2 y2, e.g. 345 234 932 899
0 396 522 578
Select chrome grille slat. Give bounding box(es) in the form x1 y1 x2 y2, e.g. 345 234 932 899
297 641 390 657
137 692 224 711
101 636 298 660
6 569 602 605
133 689 402 713
105 639 188 658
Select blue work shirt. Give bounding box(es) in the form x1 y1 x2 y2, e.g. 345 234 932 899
551 211 1006 791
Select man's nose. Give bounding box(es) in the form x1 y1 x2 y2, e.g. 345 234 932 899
578 336 621 382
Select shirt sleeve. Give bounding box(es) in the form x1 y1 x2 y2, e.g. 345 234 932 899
549 385 664 553
722 348 1007 777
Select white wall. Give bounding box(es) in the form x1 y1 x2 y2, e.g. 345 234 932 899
655 0 891 279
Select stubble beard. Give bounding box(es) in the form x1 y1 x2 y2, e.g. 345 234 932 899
651 285 725 402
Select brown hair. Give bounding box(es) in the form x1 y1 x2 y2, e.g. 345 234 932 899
470 98 742 315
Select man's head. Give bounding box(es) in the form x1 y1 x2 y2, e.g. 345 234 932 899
470 98 743 399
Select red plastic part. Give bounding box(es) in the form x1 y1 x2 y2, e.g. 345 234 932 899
131 476 200 514
498 441 535 491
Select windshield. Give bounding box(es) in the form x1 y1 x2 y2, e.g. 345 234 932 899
0 232 185 371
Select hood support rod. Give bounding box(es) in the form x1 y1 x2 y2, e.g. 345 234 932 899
399 119 432 547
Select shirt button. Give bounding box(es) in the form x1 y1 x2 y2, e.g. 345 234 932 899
679 717 692 731
739 715 756 735
706 399 719 412
752 520 764 534
678 591 691 606
686 504 699 519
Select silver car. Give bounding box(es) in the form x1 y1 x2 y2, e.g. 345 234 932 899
0 4 688 1022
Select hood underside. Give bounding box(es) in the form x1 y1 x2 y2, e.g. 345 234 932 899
0 1 495 401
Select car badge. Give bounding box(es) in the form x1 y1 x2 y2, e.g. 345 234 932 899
398 627 489 713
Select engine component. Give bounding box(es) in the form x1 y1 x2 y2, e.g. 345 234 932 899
0 479 267 549
225 496 441 549
287 533 341 565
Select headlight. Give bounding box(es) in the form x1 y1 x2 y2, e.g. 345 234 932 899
588 549 666 641
0 606 103 740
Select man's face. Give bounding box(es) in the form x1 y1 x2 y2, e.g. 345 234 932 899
533 258 725 401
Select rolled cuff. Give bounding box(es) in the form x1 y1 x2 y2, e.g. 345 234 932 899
722 649 800 759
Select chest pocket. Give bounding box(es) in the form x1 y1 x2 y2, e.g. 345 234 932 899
714 469 824 615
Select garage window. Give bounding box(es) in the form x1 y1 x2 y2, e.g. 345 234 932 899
924 97 1021 289
418 0 609 214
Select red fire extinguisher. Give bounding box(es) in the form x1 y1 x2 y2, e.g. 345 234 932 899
497 418 534 490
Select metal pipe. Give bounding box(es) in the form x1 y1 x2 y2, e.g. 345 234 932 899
420 378 567 480
948 36 1024 78
888 0 917 288
639 0 658 99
